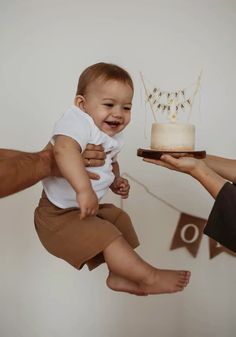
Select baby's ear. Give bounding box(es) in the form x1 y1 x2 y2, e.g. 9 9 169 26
74 95 86 111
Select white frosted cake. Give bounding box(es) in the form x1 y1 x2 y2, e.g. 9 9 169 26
151 123 195 151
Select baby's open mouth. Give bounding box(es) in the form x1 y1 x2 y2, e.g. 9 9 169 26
105 121 121 126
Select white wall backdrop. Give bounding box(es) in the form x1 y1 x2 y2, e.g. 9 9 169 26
0 1 236 336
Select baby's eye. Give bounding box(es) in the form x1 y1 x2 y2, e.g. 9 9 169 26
124 107 131 111
104 103 114 107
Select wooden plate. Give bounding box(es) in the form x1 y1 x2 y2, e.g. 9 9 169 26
137 148 206 159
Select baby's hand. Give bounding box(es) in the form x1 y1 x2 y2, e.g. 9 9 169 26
76 189 99 220
110 176 130 199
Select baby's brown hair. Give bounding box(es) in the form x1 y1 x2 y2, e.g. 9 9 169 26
76 62 133 96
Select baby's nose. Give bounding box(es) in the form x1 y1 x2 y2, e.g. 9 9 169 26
114 113 122 119
113 108 123 118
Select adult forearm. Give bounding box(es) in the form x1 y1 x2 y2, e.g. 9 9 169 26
0 148 27 159
0 150 52 197
191 164 226 199
203 155 236 182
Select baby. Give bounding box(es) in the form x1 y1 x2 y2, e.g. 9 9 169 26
34 62 190 296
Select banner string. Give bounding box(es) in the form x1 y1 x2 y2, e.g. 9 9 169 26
121 172 182 213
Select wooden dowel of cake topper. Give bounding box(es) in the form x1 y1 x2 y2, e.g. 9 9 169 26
140 72 157 122
187 70 202 123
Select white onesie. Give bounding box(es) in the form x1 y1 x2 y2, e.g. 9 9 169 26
43 105 124 209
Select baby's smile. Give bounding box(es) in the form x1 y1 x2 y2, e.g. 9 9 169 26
105 120 121 126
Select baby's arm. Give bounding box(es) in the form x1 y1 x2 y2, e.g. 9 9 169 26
54 135 98 219
110 161 130 199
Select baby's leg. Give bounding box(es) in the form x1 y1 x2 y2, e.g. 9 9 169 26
104 236 190 295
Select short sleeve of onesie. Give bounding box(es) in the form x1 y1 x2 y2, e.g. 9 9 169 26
52 106 92 152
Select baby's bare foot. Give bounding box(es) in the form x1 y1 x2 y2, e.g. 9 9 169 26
106 273 148 296
139 269 191 295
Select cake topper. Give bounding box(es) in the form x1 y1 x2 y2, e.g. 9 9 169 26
140 71 202 123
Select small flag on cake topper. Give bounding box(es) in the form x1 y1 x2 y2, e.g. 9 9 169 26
140 71 202 123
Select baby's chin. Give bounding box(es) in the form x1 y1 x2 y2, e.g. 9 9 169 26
101 125 123 136
102 129 118 137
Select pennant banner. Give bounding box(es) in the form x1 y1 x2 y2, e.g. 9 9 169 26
208 238 236 259
170 213 206 257
170 213 236 259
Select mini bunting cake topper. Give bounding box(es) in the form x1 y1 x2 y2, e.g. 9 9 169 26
140 71 202 123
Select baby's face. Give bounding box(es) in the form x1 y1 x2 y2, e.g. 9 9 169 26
81 79 133 137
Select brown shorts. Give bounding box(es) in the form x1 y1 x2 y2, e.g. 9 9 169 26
34 193 139 270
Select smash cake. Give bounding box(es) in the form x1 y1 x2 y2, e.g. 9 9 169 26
150 122 195 151
138 72 205 158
